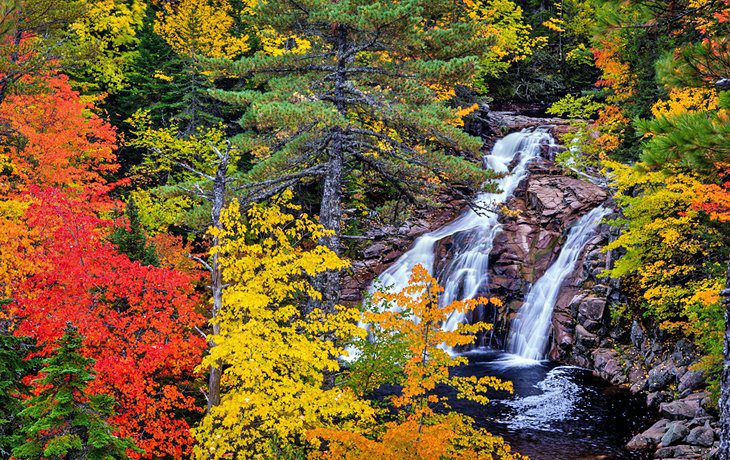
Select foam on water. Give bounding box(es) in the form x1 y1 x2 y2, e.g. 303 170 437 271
500 366 583 432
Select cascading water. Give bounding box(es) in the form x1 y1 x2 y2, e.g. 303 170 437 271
371 128 555 340
506 205 610 361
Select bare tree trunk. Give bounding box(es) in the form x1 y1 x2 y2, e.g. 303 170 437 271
719 259 730 460
316 126 344 313
171 145 231 411
206 152 228 411
311 24 349 314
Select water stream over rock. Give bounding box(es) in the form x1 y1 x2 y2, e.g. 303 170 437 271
506 205 610 362
366 127 650 458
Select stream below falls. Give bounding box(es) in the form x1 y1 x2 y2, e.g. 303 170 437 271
444 350 653 459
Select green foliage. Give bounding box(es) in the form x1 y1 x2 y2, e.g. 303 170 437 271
13 323 140 459
110 198 159 266
344 292 410 399
637 91 730 172
0 301 37 458
547 94 603 118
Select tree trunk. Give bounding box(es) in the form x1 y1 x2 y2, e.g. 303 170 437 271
316 126 344 313
311 24 349 314
206 150 229 411
719 259 730 459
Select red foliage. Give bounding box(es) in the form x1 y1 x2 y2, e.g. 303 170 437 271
12 188 206 459
692 165 730 222
0 73 117 196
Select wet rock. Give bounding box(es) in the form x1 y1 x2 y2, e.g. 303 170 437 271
685 424 714 447
647 391 673 408
647 362 677 391
678 369 705 394
660 421 689 447
578 296 606 323
660 397 704 420
591 348 627 384
575 324 598 347
654 444 706 459
362 242 388 259
627 419 668 450
630 378 648 394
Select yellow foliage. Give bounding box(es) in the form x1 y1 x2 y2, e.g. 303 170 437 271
602 160 725 368
258 28 313 56
70 0 147 90
651 87 719 120
0 198 42 296
154 0 250 59
193 193 374 459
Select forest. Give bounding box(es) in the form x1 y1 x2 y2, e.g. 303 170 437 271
0 0 728 459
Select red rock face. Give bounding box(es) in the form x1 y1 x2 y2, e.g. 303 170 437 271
344 117 613 355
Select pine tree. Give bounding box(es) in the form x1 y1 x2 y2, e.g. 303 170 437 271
0 300 36 458
111 198 159 266
209 0 513 309
12 323 140 460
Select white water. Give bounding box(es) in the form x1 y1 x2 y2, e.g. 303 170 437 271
371 129 555 338
499 366 583 432
506 205 609 361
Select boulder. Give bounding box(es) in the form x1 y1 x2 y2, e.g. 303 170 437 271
578 296 606 323
654 444 706 459
678 369 705 394
660 398 704 420
627 419 669 450
647 391 673 408
685 425 715 447
660 421 689 447
647 362 677 391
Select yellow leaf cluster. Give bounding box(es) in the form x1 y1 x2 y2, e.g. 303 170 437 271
154 0 250 59
193 192 374 459
309 264 522 459
0 198 43 297
651 87 719 120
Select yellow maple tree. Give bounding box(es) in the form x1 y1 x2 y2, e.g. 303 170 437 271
193 192 374 459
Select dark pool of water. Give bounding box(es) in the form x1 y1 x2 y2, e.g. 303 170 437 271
441 350 656 460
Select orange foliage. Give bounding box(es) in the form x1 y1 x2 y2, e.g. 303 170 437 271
692 164 730 222
593 39 634 103
0 74 118 195
309 265 523 460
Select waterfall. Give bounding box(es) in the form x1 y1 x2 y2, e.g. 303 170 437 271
370 128 555 339
506 205 609 361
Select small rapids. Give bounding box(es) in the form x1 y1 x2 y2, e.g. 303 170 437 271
499 366 583 432
444 352 653 460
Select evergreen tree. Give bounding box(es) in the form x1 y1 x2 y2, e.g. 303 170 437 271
210 0 515 309
12 323 139 460
0 300 36 457
111 198 159 267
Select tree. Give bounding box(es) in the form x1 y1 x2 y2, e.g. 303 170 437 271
309 264 522 460
193 192 374 459
721 260 730 460
153 0 249 132
208 0 529 309
110 198 159 266
0 299 36 458
0 0 147 100
0 72 118 195
13 188 206 459
12 323 139 459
